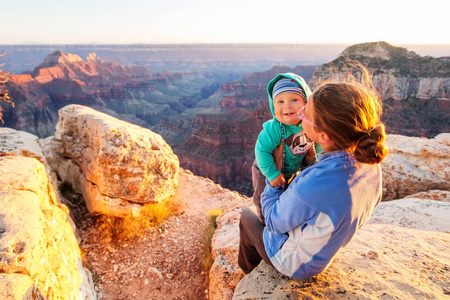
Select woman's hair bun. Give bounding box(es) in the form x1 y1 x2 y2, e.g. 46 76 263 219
354 124 388 164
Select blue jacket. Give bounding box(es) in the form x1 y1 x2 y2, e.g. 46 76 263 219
261 150 382 278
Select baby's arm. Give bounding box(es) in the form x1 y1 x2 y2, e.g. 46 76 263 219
255 122 283 181
269 173 285 188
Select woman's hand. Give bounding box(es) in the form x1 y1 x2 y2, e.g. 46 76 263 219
269 173 285 188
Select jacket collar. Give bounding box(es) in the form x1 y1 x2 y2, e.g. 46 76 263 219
318 150 354 161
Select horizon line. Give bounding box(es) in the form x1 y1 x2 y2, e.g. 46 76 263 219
2 42 450 46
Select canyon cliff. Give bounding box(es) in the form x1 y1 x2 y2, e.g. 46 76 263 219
1 50 225 138
309 41 450 137
152 65 317 195
1 111 448 298
1 42 449 196
158 42 449 196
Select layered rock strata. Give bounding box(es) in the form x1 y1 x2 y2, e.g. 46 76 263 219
2 50 220 138
309 41 450 138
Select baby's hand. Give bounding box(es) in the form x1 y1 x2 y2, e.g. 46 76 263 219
269 174 285 188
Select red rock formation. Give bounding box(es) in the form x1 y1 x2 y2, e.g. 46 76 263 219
9 74 33 84
3 51 213 138
172 88 272 195
164 53 449 196
309 42 450 138
155 66 315 196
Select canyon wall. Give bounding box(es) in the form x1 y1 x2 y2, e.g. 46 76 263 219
1 50 223 138
2 42 449 197
309 41 450 137
162 43 450 196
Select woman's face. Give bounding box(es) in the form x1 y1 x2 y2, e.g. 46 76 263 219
301 96 318 142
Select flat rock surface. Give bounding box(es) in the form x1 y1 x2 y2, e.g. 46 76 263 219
233 222 450 299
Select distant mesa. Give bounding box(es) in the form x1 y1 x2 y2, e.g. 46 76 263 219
339 41 417 60
313 41 450 79
29 50 104 76
28 50 82 77
42 50 83 67
26 50 113 80
86 52 103 63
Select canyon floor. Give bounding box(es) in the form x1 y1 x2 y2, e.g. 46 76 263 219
62 170 246 300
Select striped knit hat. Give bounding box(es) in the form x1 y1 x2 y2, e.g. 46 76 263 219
272 78 306 101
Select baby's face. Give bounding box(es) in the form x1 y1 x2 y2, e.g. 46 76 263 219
273 91 306 125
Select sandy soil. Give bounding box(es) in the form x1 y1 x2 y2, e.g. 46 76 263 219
63 169 246 300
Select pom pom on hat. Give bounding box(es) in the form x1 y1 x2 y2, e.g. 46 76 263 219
272 78 306 101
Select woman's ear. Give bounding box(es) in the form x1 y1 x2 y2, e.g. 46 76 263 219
318 131 334 147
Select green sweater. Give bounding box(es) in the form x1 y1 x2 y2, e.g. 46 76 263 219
255 73 321 181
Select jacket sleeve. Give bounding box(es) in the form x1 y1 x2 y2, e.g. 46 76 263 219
261 176 318 235
255 121 282 181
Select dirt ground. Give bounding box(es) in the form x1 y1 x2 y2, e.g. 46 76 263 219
62 169 247 300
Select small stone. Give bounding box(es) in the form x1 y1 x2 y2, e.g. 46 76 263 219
148 266 163 280
368 250 380 259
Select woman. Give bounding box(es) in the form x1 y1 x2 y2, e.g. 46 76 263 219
238 66 388 279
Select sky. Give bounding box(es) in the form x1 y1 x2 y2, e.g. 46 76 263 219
1 0 449 45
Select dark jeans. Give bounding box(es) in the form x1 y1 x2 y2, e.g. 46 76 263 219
238 206 274 274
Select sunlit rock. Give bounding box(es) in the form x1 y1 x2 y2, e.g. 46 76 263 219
0 127 48 167
42 136 143 217
52 104 179 217
209 202 248 300
0 156 95 300
382 133 450 200
233 220 449 299
215 196 450 299
0 274 32 300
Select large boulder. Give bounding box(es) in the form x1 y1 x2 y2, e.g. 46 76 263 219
41 136 145 217
382 133 450 200
0 156 96 300
50 104 180 217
